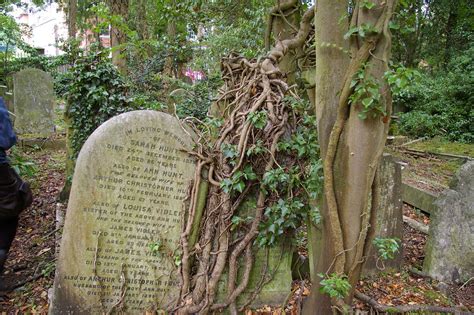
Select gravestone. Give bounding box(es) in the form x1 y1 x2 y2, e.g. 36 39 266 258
363 154 404 275
50 111 196 314
13 68 55 136
216 197 293 308
240 245 293 306
424 161 474 284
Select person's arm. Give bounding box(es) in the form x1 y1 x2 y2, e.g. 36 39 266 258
0 97 16 151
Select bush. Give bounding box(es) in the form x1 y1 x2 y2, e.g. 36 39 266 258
64 48 135 157
397 47 474 143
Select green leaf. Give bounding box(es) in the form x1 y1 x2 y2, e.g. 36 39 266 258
344 26 359 40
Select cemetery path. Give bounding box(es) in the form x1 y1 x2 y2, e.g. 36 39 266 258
0 148 65 314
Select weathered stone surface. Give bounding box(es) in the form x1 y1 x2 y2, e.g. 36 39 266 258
216 197 293 308
50 111 196 314
240 245 293 307
424 161 474 284
216 245 293 309
363 154 404 275
402 182 438 215
13 68 55 136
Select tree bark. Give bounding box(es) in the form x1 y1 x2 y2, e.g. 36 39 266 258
304 0 396 313
303 1 349 313
68 0 77 39
107 0 129 73
443 1 458 66
267 0 301 84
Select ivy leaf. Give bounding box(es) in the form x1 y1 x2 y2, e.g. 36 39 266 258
362 1 376 9
234 181 246 193
362 97 374 108
344 26 359 40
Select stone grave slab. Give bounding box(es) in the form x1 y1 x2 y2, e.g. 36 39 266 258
216 197 293 308
50 110 196 314
424 161 474 284
363 154 403 275
13 68 55 136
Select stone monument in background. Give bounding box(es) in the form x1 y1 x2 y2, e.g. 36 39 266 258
363 154 404 275
424 161 474 284
13 68 55 136
50 111 197 314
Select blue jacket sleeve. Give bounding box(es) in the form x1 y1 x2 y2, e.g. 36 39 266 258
0 97 17 150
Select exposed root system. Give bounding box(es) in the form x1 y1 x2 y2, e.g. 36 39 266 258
173 6 315 314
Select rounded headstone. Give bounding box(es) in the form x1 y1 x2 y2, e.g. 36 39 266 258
13 68 55 136
50 111 196 314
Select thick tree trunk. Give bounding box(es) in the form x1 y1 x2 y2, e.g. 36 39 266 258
68 0 77 39
303 1 349 313
136 0 148 41
304 0 395 313
107 0 129 73
443 2 458 66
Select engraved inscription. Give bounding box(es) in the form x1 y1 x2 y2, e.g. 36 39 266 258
52 112 196 314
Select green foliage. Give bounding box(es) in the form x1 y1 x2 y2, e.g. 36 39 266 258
220 165 257 194
373 237 400 260
247 110 268 130
398 47 474 143
246 139 265 157
148 240 163 256
257 198 306 247
318 273 352 299
221 143 239 164
262 168 290 194
344 23 378 40
349 64 385 120
256 96 323 248
64 47 135 157
175 76 222 121
9 148 37 178
360 0 376 10
190 0 273 74
384 64 421 99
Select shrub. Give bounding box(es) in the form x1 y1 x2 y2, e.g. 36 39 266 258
397 47 474 143
63 48 135 157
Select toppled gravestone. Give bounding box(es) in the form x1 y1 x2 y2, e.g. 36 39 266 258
363 154 404 275
424 161 474 284
50 111 196 314
13 68 55 136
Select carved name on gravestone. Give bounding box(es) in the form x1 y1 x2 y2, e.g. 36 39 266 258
50 111 196 314
13 68 55 136
363 154 403 275
424 161 474 284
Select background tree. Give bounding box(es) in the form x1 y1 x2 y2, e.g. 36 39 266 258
106 0 129 73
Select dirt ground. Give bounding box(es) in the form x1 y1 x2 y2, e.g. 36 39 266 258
0 148 64 314
0 144 473 314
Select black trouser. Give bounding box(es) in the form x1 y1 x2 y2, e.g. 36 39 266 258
0 216 18 253
0 164 20 270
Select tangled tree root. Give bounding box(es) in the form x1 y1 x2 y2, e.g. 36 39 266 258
173 6 315 315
